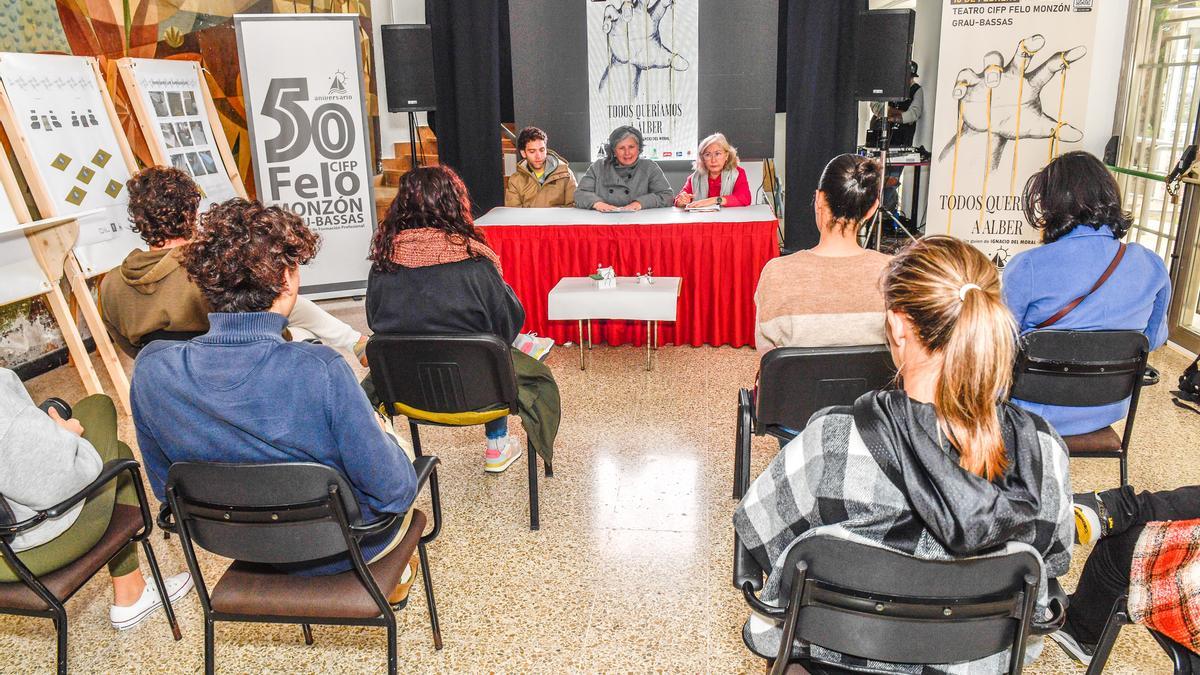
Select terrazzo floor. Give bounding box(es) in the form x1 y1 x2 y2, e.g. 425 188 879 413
2 298 1199 674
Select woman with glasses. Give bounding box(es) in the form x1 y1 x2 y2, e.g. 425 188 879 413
674 132 751 208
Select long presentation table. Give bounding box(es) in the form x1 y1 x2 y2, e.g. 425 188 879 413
476 205 779 348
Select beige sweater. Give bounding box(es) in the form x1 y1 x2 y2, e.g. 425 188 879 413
754 249 892 352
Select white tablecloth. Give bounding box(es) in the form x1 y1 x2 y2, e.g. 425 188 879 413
547 277 682 321
476 204 776 227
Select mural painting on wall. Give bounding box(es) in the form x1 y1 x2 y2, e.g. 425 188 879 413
0 0 380 369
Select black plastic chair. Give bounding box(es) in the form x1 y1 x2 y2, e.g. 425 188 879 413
734 345 895 499
1011 330 1150 486
162 457 442 675
367 333 548 530
734 533 1066 674
1082 595 1199 674
0 459 182 675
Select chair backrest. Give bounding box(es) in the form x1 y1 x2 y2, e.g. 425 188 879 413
779 535 1041 667
165 462 361 564
1010 330 1149 407
757 345 896 431
366 333 518 414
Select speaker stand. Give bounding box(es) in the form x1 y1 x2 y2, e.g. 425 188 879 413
861 109 918 251
407 111 421 169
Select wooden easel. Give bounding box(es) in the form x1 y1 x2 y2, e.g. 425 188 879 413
0 57 136 414
116 58 248 199
0 151 107 397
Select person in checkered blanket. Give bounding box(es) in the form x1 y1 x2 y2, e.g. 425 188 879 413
734 236 1074 674
1049 485 1200 669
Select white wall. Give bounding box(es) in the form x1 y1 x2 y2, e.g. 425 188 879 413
370 0 426 159
1082 0 1131 157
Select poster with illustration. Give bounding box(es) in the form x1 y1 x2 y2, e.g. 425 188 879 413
926 0 1101 266
0 53 139 277
0 159 51 306
586 0 698 160
122 58 239 212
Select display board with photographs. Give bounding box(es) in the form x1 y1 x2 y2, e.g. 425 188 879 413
0 53 139 277
118 58 241 212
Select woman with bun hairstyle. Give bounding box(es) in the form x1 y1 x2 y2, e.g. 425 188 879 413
754 153 891 351
736 236 1073 672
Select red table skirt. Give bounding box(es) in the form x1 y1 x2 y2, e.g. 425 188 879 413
478 220 779 348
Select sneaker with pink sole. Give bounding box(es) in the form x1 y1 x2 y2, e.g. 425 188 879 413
485 437 522 473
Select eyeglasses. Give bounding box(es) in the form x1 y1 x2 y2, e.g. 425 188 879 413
701 150 727 160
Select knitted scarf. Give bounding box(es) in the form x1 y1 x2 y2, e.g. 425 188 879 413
389 228 503 276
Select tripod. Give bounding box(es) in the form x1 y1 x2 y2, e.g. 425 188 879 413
861 107 919 251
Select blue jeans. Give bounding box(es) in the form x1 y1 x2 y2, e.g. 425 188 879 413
485 417 507 439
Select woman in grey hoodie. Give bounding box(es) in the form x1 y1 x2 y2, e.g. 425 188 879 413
0 369 192 630
574 125 673 211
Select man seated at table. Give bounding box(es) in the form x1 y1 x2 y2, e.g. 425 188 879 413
575 125 672 212
505 126 576 208
131 199 420 594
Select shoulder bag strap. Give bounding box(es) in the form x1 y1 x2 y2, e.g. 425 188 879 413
1034 242 1127 330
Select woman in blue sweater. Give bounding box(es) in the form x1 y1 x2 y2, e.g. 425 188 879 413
1003 151 1171 435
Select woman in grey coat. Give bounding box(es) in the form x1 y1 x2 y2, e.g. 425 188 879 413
574 125 673 211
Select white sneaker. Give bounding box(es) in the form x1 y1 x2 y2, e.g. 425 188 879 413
1047 627 1095 666
110 572 194 631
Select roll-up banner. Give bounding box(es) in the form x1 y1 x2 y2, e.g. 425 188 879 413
587 0 699 160
926 0 1101 267
235 14 375 297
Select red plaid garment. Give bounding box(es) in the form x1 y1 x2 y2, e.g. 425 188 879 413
1128 518 1200 654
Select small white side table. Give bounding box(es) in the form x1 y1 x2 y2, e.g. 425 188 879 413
547 276 682 371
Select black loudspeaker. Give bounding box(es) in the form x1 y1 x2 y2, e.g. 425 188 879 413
853 9 915 101
381 24 437 112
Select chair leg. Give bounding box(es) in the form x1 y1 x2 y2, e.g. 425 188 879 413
527 439 540 530
1120 453 1128 487
386 614 398 675
301 623 314 645
141 539 182 641
1085 596 1129 675
54 609 67 675
204 618 216 675
409 421 423 457
734 393 746 499
418 541 443 650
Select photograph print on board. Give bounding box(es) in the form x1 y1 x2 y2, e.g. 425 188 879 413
167 91 184 117
161 123 178 148
175 122 193 147
199 150 217 175
185 152 205 176
189 121 206 145
170 153 189 174
149 91 169 118
182 91 199 116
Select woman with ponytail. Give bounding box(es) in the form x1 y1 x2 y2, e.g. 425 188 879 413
736 236 1073 673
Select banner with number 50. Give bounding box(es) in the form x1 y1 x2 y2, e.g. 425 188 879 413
236 13 376 297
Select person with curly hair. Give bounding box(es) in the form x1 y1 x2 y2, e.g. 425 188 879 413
367 165 561 474
99 166 368 363
1003 151 1171 436
130 199 420 593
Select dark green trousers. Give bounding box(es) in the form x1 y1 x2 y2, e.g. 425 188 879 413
0 395 139 582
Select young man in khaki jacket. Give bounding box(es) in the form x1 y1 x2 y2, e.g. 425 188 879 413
504 126 577 207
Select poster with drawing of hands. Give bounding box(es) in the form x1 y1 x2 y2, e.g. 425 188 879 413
0 53 138 277
588 0 698 160
938 36 1087 170
926 1 1101 266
